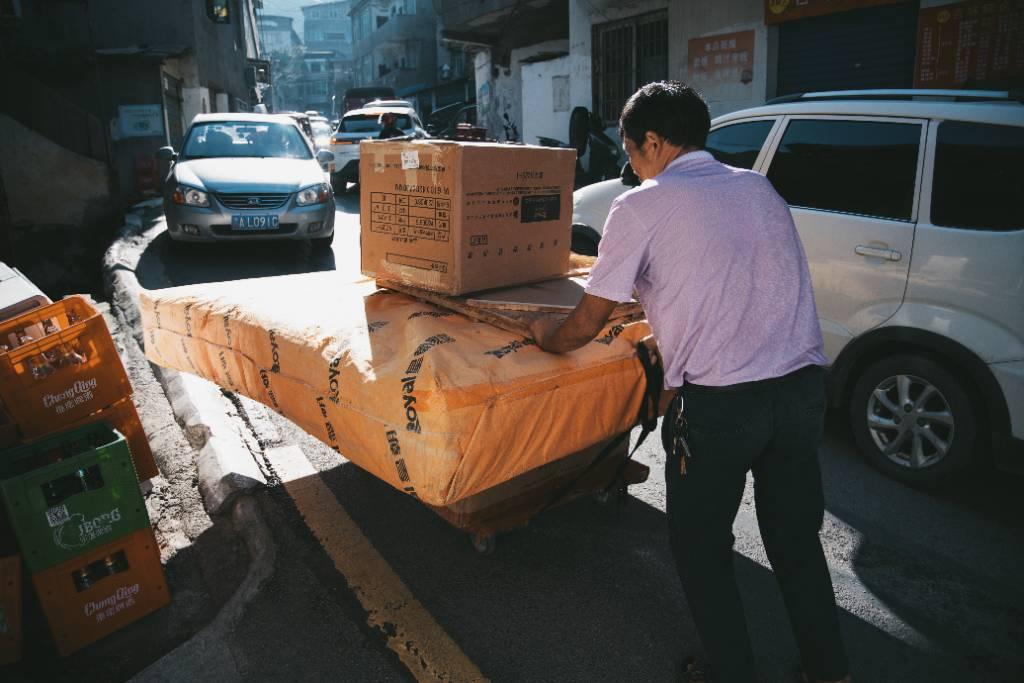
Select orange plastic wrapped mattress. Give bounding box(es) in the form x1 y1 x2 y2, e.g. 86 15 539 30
139 271 652 506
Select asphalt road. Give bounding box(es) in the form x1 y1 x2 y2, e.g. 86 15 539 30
130 197 1024 682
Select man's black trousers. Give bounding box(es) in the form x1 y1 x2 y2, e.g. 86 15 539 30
662 365 849 682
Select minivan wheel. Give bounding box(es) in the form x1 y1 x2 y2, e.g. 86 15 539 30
849 354 977 488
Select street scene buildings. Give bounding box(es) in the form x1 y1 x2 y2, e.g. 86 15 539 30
0 0 1022 680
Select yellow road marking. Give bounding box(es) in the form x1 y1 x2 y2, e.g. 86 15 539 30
265 446 489 682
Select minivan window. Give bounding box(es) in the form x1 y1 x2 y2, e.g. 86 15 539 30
705 120 774 169
932 121 1024 232
766 119 920 221
339 114 412 133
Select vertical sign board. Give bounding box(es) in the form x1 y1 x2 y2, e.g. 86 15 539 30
765 0 908 24
915 0 1024 88
688 31 756 85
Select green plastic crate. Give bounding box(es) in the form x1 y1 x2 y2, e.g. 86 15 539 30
0 422 149 573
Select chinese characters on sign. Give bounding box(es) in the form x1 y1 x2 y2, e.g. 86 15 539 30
764 0 906 25
914 0 1024 88
688 31 755 85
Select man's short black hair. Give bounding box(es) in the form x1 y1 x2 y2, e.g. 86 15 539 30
619 81 710 150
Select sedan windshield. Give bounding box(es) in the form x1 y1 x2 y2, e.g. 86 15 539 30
182 122 312 160
339 114 412 133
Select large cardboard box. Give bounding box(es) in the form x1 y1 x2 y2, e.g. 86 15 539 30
359 139 576 295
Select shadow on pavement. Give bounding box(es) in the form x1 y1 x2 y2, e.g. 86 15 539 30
820 419 1024 683
135 229 337 291
265 453 993 683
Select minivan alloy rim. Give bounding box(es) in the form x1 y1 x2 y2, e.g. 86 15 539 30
866 374 954 469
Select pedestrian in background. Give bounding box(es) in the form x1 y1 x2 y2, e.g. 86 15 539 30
528 81 851 683
378 112 404 139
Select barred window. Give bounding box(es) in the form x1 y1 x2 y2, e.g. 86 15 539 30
592 10 668 126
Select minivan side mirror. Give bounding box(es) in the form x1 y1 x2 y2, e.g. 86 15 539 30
155 146 177 162
620 162 640 187
316 149 335 163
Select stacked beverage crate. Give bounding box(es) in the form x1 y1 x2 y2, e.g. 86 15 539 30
0 423 169 656
0 295 159 481
0 296 167 657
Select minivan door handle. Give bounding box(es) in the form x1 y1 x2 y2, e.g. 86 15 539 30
855 245 902 262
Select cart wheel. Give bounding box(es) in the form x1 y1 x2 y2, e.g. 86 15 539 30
471 533 496 555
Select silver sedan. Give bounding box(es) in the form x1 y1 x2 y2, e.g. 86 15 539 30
158 113 336 247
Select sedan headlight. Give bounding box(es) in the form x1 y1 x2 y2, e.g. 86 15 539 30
172 185 210 207
296 183 331 206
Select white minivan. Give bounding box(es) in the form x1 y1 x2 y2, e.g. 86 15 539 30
572 90 1024 487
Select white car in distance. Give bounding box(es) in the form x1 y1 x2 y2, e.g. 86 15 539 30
328 103 426 193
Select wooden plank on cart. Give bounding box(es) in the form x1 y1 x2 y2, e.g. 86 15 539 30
376 274 644 338
375 278 540 337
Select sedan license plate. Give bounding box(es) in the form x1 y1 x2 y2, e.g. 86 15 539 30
231 214 280 231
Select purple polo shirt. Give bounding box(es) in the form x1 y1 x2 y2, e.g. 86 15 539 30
585 151 827 388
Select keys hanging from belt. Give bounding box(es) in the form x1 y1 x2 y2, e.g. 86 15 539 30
672 401 693 475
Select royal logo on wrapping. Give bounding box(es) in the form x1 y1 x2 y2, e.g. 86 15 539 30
400 334 455 434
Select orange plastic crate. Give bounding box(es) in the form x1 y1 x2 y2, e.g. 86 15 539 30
31 527 169 657
0 554 22 665
62 398 159 482
0 296 132 439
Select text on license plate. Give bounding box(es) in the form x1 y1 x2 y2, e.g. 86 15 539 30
232 214 280 230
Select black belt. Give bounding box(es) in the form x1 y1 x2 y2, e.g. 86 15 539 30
682 364 822 395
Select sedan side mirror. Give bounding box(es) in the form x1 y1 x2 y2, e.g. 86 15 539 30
316 149 335 163
620 162 640 187
155 146 177 162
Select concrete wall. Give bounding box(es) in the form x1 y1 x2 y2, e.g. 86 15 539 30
88 0 195 49
570 0 768 120
474 39 570 141
522 54 572 146
183 86 212 124
568 0 669 116
0 114 111 228
570 0 972 122
671 0 771 117
87 0 255 112
190 0 253 106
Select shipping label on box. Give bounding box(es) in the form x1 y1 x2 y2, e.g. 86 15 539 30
360 140 575 295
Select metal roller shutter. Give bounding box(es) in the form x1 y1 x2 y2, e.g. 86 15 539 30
777 2 920 96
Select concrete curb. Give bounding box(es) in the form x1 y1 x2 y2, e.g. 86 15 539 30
102 202 277 680
131 497 277 683
102 202 268 516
